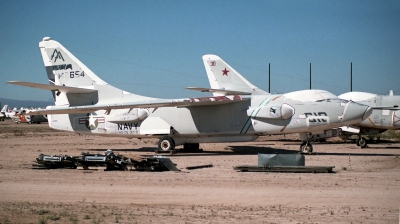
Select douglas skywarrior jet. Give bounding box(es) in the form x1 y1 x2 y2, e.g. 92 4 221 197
339 91 400 148
192 54 377 152
8 37 372 153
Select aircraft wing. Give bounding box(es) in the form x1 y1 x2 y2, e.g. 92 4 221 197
7 81 97 93
372 105 399 110
186 87 251 95
24 95 250 115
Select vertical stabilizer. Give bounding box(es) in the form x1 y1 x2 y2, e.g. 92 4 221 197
0 105 7 113
40 37 106 88
39 37 153 106
202 54 268 96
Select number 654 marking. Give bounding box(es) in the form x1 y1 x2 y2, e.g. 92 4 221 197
70 71 85 78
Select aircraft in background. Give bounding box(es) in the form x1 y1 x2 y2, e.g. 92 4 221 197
0 105 21 121
339 91 399 148
1 105 48 124
7 37 372 153
11 111 48 124
1 105 18 119
0 105 6 121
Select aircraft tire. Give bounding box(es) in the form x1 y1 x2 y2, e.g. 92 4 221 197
158 136 175 151
300 141 313 153
357 137 367 148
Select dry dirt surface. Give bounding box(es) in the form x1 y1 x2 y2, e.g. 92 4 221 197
0 119 399 223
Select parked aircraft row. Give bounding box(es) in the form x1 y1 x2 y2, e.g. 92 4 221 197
6 37 398 153
0 105 48 124
338 91 399 147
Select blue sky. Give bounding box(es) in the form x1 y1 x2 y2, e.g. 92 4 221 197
1 0 399 102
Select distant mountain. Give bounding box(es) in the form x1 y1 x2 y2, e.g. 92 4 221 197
0 98 54 109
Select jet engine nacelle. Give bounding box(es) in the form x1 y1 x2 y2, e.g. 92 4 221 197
106 108 149 122
247 103 295 120
394 111 400 128
358 109 400 129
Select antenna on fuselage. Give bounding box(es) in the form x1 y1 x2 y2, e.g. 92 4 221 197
350 62 353 92
309 63 312 89
268 63 271 93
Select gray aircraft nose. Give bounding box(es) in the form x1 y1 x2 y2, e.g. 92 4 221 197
342 102 373 124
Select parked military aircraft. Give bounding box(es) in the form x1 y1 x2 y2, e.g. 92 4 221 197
1 105 17 119
339 91 399 148
0 105 47 124
0 105 6 121
191 54 378 152
7 37 372 153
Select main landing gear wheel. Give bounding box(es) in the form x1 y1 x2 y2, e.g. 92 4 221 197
357 137 367 148
157 136 175 153
300 141 313 153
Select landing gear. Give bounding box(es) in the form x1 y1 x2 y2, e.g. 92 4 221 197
300 141 313 153
356 137 367 148
157 136 175 154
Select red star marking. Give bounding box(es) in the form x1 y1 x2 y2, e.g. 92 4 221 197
222 68 229 76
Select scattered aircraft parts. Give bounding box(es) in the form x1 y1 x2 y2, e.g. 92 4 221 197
32 150 180 171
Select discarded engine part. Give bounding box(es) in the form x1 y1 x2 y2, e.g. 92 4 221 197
32 154 77 169
75 150 131 170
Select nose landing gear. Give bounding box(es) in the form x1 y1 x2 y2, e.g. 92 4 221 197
300 140 313 153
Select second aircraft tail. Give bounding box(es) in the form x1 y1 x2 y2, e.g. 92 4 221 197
202 54 268 96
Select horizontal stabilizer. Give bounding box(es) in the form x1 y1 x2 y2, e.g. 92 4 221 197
24 95 249 115
186 87 251 95
7 81 97 93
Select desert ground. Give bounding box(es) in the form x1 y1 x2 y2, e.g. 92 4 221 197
0 119 399 223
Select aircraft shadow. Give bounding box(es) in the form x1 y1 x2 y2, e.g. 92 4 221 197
156 146 300 157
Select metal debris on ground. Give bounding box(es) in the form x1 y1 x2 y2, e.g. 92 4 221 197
32 149 179 171
185 164 213 170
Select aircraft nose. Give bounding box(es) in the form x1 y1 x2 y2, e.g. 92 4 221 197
362 106 373 120
342 102 372 124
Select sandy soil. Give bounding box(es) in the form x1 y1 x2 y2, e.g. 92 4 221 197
0 119 399 223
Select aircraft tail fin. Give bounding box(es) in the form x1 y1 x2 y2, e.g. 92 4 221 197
0 105 7 114
38 37 152 106
39 37 108 89
202 55 268 96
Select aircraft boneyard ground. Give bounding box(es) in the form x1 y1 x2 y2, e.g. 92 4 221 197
0 119 399 223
